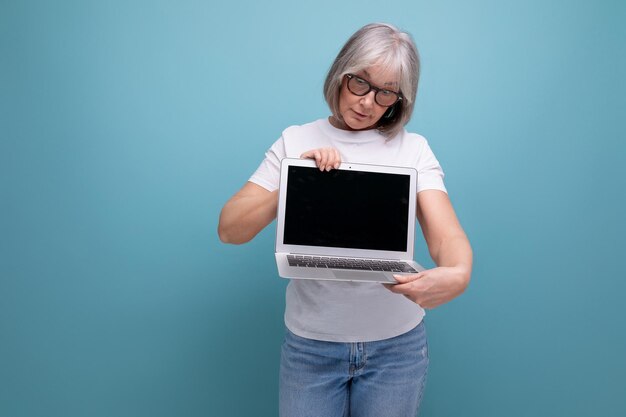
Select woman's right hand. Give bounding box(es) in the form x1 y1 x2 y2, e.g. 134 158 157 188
300 147 342 171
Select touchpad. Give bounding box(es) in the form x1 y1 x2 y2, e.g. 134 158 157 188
333 270 396 283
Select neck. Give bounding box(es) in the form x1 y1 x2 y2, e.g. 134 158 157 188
328 115 378 132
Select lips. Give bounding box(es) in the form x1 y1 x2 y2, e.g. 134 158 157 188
351 109 369 119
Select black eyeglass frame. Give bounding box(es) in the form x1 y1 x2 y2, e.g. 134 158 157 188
345 73 403 107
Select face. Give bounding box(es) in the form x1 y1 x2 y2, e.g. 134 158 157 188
335 65 400 131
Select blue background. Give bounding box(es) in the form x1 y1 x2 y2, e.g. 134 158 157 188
2 0 625 416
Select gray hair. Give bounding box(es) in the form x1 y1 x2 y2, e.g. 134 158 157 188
323 23 420 139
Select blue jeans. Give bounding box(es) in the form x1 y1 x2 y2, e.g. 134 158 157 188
279 321 429 417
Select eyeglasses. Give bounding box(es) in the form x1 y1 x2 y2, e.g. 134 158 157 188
345 74 403 107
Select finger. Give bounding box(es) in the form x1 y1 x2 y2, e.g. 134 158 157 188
305 150 322 168
319 149 329 171
300 150 319 161
392 273 421 284
332 148 342 169
385 282 412 294
388 283 422 305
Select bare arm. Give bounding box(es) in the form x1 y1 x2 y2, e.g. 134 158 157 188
417 190 473 275
387 190 473 308
218 147 341 245
217 182 279 245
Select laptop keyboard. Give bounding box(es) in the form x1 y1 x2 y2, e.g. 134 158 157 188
287 255 417 273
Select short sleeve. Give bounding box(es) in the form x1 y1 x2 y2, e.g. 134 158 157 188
248 136 286 192
416 139 447 194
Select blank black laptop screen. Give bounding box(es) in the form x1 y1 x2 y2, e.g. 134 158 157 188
283 166 410 252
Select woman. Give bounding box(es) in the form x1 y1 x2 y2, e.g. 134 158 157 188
218 23 472 417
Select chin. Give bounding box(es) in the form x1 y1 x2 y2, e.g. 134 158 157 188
346 118 376 131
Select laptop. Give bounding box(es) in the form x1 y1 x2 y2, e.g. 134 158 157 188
275 158 426 284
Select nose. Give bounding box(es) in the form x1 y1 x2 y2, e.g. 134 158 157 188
360 90 376 108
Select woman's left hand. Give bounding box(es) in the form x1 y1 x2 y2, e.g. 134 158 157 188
300 147 342 171
385 266 470 309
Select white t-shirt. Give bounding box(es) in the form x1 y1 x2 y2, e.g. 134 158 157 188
250 118 447 342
